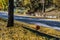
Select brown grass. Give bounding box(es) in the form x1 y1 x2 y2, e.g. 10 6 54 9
0 18 59 40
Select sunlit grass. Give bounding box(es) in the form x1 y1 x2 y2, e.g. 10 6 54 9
0 18 59 40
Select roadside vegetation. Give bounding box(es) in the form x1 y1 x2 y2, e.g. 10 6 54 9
0 0 60 40
0 18 60 40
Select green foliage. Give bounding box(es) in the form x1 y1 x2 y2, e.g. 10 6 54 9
0 0 8 10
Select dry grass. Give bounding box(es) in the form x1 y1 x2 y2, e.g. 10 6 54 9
15 21 60 38
0 18 60 40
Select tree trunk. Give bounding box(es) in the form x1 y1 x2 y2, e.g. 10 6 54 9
7 0 14 27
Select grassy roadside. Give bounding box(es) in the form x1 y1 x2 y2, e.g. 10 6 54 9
15 21 60 38
0 18 60 40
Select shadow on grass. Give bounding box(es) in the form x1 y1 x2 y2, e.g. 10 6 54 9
23 26 60 40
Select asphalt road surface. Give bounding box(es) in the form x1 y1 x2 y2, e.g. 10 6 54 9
0 12 60 30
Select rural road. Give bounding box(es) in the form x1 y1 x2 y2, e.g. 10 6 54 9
0 12 60 30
